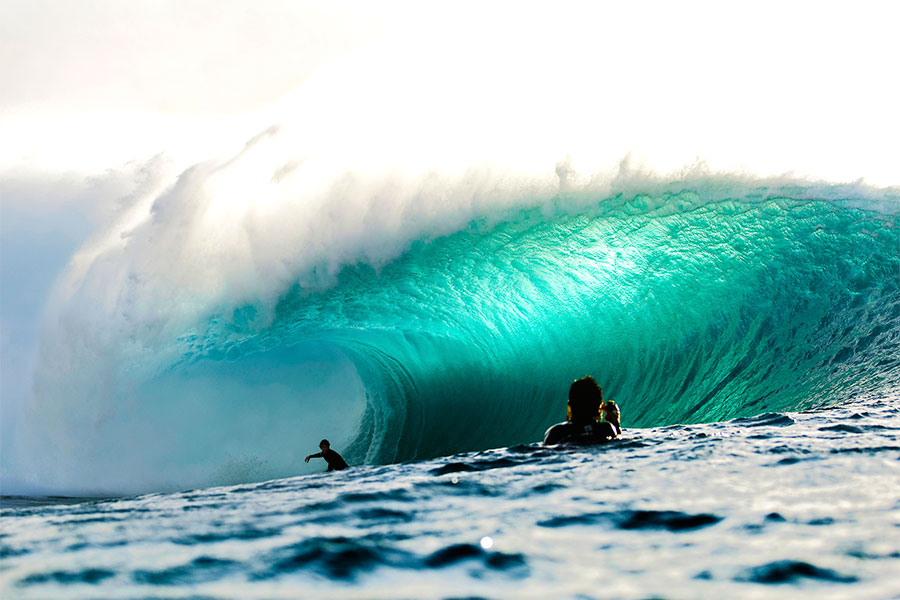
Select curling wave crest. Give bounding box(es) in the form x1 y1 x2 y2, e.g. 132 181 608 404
22 141 900 494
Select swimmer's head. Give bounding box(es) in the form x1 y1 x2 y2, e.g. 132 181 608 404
319 439 330 450
568 376 603 421
601 400 620 425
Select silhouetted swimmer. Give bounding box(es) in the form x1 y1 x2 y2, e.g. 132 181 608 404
543 376 621 445
305 439 349 472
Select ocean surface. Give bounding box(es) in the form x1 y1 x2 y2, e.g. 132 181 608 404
2 393 900 599
3 179 899 598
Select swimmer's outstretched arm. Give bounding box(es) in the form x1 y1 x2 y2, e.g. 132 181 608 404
305 452 324 462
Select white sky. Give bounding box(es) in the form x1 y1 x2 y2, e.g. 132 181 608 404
0 0 388 113
1 0 898 185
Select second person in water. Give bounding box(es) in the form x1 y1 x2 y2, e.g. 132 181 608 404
543 375 621 445
305 439 349 471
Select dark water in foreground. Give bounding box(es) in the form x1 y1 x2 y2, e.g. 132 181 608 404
3 394 899 599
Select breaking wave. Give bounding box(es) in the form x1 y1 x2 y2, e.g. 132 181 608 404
21 133 900 493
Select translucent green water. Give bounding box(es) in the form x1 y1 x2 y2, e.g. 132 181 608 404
184 189 899 465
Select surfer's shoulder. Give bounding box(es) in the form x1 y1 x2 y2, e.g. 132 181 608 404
543 422 576 445
543 420 619 446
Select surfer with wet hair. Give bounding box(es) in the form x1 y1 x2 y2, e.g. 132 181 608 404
305 439 349 471
543 376 621 445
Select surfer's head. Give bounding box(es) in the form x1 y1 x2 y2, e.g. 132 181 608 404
319 439 330 450
568 376 603 421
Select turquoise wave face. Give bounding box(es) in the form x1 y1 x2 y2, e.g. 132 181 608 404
173 190 900 467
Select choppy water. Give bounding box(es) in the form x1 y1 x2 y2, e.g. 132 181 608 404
3 392 899 599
